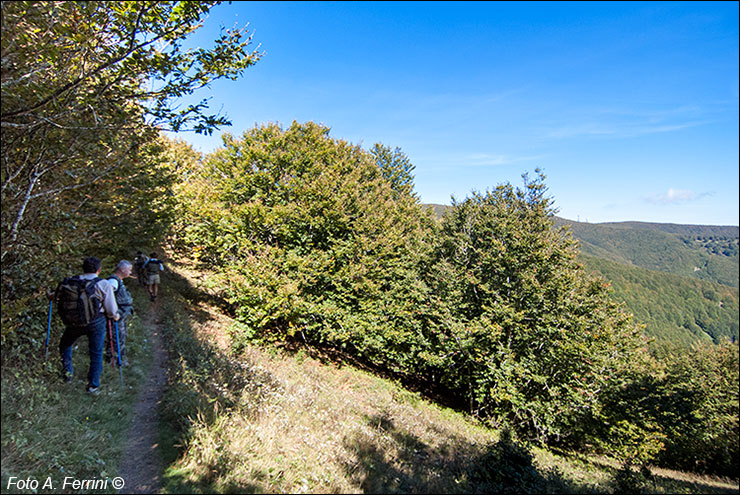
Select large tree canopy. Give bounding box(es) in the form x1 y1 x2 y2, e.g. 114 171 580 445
171 122 436 370
425 172 647 443
1 0 261 251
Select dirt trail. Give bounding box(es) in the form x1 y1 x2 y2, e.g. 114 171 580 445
117 301 168 494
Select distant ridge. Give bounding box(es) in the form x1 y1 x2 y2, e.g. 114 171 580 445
423 203 450 219
553 217 738 288
423 203 739 240
555 217 738 238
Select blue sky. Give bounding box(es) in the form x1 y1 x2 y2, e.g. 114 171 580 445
170 1 739 226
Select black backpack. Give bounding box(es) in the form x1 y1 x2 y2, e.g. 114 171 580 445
145 259 161 275
56 276 102 327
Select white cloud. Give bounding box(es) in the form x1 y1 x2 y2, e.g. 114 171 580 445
644 188 713 205
541 103 712 141
545 124 616 139
467 153 507 166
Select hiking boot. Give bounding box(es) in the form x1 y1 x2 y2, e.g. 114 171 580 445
86 385 100 395
62 372 73 383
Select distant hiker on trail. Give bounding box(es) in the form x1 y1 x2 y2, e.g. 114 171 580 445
143 253 165 301
55 256 120 395
106 260 135 367
133 251 149 286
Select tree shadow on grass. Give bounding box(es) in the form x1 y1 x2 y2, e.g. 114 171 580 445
647 474 740 495
162 466 262 494
342 412 587 494
151 263 284 493
555 451 740 495
155 261 740 495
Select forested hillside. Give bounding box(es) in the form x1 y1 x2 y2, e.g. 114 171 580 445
162 122 737 476
555 219 739 345
581 255 738 346
2 2 738 490
554 218 739 288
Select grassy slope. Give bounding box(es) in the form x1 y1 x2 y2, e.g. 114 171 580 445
154 256 739 494
1 255 737 494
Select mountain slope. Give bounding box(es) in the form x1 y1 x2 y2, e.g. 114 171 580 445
580 254 738 345
554 218 738 288
157 258 740 494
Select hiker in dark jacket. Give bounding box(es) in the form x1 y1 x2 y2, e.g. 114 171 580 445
133 251 149 286
106 260 135 367
143 253 165 301
57 257 119 394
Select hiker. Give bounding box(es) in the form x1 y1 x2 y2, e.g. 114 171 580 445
106 260 135 367
133 251 149 286
143 252 165 301
56 256 120 394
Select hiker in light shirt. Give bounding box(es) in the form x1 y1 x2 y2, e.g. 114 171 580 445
106 260 135 367
56 256 119 394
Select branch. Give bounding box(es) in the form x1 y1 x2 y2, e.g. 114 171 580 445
28 145 135 201
1 5 200 121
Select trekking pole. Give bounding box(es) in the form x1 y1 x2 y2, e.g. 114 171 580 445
114 320 124 386
44 300 52 360
108 319 116 366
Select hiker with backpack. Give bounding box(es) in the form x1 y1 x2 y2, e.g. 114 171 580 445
133 251 149 286
56 257 120 394
106 260 135 367
143 252 165 301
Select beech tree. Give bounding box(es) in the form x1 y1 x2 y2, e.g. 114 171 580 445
426 171 647 444
1 1 261 351
171 122 435 370
370 143 418 200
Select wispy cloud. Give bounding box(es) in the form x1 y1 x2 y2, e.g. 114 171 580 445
629 121 708 136
542 104 712 140
644 188 713 205
545 120 706 139
463 153 546 167
482 87 529 104
546 124 616 139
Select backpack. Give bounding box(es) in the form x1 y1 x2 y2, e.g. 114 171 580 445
108 275 133 316
145 259 161 275
56 276 102 327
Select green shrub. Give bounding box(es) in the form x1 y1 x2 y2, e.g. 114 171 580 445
656 341 739 477
591 340 739 477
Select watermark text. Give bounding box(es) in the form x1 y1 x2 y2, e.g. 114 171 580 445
6 476 125 491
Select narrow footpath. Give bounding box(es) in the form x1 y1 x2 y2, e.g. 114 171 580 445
117 301 168 494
